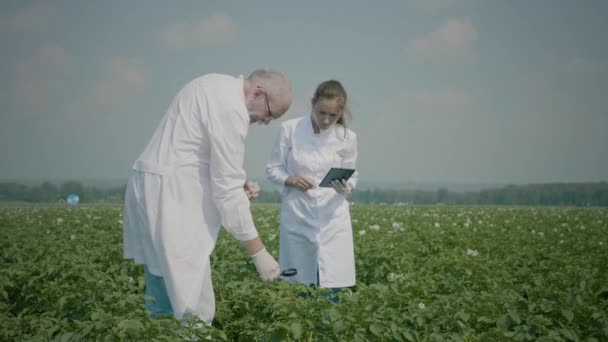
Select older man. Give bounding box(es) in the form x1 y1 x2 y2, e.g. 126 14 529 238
123 69 292 324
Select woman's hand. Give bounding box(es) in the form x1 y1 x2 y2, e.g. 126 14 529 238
331 179 352 195
285 176 316 192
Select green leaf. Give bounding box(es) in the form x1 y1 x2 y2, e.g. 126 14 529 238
562 309 574 322
496 315 512 331
477 316 494 324
333 319 346 334
455 310 470 323
117 319 144 332
402 330 415 341
508 310 522 325
289 322 303 339
560 328 578 341
369 324 383 336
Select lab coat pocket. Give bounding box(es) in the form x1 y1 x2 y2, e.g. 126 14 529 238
161 203 200 260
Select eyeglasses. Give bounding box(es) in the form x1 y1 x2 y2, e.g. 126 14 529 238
262 88 278 120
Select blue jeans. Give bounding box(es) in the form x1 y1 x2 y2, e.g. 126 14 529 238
144 265 174 317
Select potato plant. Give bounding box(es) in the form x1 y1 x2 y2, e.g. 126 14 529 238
1 204 607 341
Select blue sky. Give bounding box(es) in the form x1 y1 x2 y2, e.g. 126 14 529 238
1 0 607 185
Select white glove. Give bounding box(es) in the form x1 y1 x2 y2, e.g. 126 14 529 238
251 248 280 282
331 179 352 195
244 180 260 199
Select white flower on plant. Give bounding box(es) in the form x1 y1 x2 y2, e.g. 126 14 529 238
600 241 604 245
46 230 50 234
70 234 76 240
57 218 64 224
434 222 440 228
387 273 406 283
128 277 134 283
118 219 123 225
559 240 564 244
467 249 479 257
359 230 366 236
267 234 276 241
369 224 380 231
418 302 425 310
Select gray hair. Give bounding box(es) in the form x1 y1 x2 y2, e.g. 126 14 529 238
247 69 292 101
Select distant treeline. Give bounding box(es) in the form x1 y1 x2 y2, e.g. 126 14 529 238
1 181 607 206
0 181 126 204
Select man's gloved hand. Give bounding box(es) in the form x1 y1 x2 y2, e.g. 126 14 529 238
251 248 280 281
331 179 352 195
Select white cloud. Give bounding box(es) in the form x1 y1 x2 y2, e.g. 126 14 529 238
367 87 478 146
561 57 605 74
409 88 474 111
161 14 238 49
14 45 72 112
38 45 70 67
2 3 59 32
382 88 474 120
409 0 473 10
358 87 491 182
14 63 46 111
405 17 477 62
88 58 147 107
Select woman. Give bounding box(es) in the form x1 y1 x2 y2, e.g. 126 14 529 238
266 80 358 299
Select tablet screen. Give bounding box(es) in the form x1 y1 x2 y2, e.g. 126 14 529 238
319 168 356 187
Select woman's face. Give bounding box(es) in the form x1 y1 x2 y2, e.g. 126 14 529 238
312 98 342 130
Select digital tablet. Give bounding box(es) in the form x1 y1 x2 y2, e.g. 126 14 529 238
319 168 356 187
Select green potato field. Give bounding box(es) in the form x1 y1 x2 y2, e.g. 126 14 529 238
1 204 607 341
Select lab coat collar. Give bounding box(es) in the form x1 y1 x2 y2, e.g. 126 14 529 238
308 112 335 139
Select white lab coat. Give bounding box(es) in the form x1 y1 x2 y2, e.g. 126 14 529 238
266 115 359 288
123 74 258 324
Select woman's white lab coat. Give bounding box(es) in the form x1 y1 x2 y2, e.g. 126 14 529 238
266 115 359 288
123 74 258 324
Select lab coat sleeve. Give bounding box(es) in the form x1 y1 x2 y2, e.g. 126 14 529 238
343 131 359 190
266 123 290 194
207 106 258 241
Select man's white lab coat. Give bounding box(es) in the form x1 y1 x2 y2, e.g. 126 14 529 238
123 74 258 324
266 115 358 288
